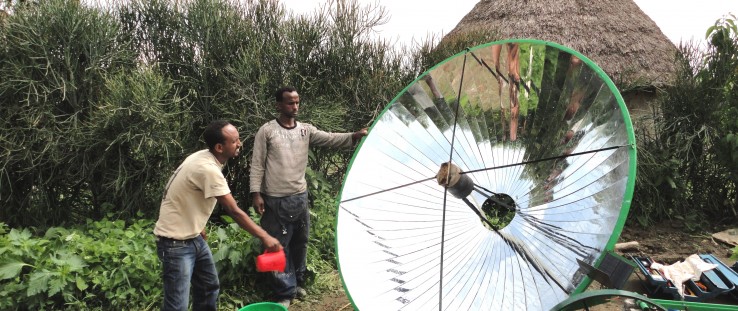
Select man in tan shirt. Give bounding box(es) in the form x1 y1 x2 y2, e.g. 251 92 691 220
250 87 367 307
155 120 282 311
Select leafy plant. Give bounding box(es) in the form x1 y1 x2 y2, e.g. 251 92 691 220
0 0 420 228
632 14 738 227
0 218 161 309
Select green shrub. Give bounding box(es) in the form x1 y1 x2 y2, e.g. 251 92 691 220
0 214 318 309
631 15 738 227
0 0 137 227
0 0 418 228
0 218 160 309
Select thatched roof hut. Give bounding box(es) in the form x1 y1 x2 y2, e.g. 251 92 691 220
442 0 678 90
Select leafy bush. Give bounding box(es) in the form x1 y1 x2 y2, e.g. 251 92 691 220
0 218 160 309
0 0 138 227
0 215 312 309
0 0 427 308
0 0 418 227
0 158 348 309
631 15 738 227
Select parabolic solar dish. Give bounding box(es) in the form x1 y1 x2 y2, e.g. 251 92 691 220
336 39 636 310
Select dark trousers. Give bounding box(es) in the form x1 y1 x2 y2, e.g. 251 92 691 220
261 192 310 300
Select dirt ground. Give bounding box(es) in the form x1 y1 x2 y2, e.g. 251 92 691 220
288 290 353 311
618 219 735 265
286 219 738 311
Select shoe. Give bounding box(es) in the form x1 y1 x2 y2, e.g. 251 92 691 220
295 286 307 299
276 299 290 308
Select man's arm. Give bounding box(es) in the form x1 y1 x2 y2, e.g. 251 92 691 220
252 192 265 215
250 126 267 214
309 125 368 147
216 193 282 252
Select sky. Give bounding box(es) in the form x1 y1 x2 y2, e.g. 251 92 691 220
279 0 738 49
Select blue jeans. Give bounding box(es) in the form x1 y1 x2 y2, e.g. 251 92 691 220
261 192 310 300
156 235 220 311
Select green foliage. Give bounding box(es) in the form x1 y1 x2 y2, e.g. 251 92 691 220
0 0 427 308
2 205 340 311
0 0 137 226
0 216 302 310
708 15 738 198
82 67 192 220
304 166 345 292
205 218 268 308
0 218 161 310
0 0 418 227
632 14 738 227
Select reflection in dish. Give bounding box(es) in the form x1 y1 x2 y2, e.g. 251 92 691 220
337 40 636 311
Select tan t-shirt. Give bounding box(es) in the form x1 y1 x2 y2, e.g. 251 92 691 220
154 149 231 239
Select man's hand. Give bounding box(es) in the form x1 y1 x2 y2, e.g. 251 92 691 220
352 128 368 143
252 193 265 215
262 235 282 253
200 229 207 240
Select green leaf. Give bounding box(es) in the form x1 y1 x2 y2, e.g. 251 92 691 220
212 245 230 262
727 19 736 30
48 277 65 296
0 261 29 280
27 270 52 296
76 275 88 291
66 254 87 272
228 249 243 265
216 227 227 241
8 229 32 244
706 25 717 39
220 215 235 224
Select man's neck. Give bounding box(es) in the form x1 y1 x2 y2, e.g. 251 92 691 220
277 115 296 128
209 150 227 166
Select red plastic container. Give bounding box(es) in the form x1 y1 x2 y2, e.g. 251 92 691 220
256 250 286 272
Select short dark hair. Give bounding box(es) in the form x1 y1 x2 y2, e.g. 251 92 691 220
203 120 231 150
274 86 297 102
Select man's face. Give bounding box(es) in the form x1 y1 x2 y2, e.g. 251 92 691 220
220 124 242 159
277 91 300 118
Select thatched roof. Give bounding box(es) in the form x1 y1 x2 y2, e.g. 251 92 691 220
442 0 678 87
